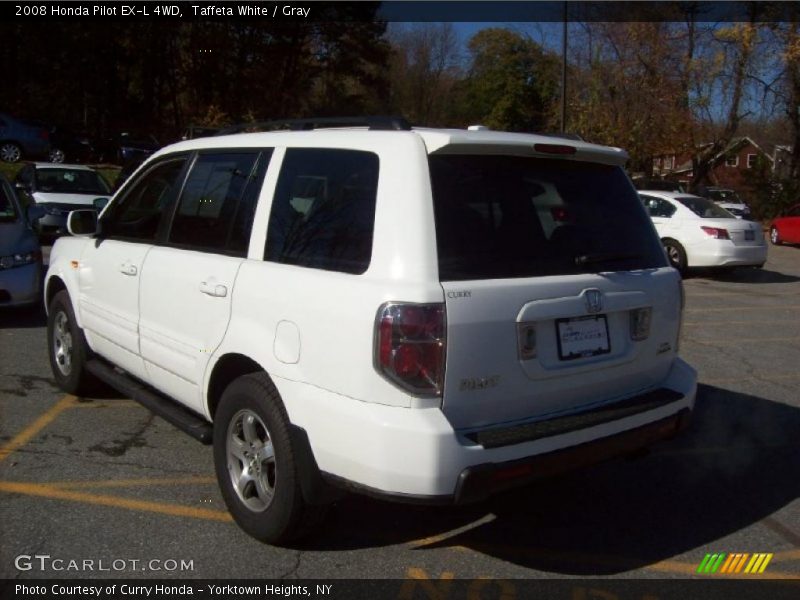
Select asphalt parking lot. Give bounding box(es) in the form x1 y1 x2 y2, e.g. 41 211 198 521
1 245 798 582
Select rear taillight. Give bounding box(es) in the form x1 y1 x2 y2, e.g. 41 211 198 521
375 303 446 396
701 226 730 239
39 129 49 141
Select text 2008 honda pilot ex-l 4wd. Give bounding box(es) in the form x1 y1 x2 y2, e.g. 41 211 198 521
44 117 697 544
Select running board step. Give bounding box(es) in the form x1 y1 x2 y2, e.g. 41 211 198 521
86 359 213 444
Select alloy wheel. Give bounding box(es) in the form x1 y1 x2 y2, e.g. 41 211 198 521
52 311 74 376
226 409 277 512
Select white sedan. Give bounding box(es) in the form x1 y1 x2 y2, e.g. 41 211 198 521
639 191 767 272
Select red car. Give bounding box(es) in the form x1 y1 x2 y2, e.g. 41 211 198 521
770 204 800 245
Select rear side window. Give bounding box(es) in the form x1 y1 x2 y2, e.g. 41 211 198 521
168 151 269 256
265 148 379 274
677 196 734 219
429 155 667 281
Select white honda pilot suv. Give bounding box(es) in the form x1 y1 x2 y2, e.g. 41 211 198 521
45 117 697 544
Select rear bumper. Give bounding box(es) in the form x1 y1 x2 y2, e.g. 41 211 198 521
283 357 697 501
688 239 767 267
454 408 690 504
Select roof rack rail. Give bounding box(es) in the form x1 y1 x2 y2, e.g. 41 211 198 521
216 116 412 136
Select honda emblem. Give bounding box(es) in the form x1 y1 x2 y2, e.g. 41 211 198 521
584 289 603 314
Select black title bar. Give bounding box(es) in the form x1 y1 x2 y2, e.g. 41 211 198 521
3 1 800 22
2 578 800 600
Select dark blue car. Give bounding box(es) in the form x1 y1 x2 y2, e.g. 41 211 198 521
0 113 51 163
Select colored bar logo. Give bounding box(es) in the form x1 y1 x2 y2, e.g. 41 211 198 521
697 553 773 574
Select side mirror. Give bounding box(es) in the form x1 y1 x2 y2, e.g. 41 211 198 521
67 209 99 237
93 196 110 211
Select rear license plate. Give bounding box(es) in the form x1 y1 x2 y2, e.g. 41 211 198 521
745 230 755 241
556 315 610 361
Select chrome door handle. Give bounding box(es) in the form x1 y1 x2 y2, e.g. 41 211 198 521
119 263 137 276
199 281 227 297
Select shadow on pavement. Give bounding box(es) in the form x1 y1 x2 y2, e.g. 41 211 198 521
301 385 799 576
0 304 46 329
686 267 800 284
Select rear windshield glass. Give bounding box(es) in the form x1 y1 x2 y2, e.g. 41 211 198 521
707 189 740 202
677 196 734 219
429 155 667 281
35 168 110 195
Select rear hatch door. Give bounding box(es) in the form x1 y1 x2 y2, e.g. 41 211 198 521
428 152 681 431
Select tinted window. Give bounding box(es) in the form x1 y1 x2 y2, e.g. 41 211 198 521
0 180 18 221
34 168 110 195
677 196 734 219
103 158 187 242
429 155 667 281
265 149 378 274
169 151 268 255
641 196 677 218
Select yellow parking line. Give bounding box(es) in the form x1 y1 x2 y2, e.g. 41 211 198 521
47 476 216 489
775 549 800 562
0 480 232 522
0 395 76 463
407 540 800 578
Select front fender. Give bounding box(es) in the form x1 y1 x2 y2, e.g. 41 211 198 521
44 236 91 327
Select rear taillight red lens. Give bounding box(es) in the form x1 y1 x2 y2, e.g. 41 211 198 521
39 129 49 141
700 226 730 239
375 303 446 396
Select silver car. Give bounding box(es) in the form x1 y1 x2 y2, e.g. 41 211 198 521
0 173 44 307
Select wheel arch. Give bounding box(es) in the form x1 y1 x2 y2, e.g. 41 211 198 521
660 237 689 271
206 353 268 421
44 275 68 315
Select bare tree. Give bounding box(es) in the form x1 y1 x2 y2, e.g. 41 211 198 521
387 23 463 125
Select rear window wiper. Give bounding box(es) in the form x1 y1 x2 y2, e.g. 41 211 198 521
574 252 642 266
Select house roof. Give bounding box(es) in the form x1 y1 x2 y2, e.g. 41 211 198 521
666 136 775 174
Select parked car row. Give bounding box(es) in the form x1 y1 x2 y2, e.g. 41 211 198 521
1 111 161 165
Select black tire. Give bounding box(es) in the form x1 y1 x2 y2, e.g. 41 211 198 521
47 290 97 395
213 372 327 544
663 238 688 273
770 226 782 246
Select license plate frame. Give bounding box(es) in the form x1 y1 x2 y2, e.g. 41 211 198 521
556 315 611 361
